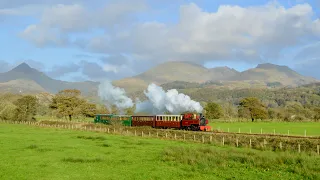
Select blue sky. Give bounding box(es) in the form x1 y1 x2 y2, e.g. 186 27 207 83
0 0 319 81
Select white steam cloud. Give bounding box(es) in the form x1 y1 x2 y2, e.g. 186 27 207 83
135 83 203 114
98 81 203 114
98 81 134 113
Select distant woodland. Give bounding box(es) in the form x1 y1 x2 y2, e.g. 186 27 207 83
1 82 320 122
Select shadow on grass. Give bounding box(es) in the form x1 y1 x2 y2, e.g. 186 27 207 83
100 143 111 147
76 135 106 141
25 144 52 152
62 157 103 163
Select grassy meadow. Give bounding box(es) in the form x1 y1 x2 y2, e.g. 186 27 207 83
0 123 319 180
209 121 320 136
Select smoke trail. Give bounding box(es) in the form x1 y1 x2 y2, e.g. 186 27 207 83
136 83 203 114
98 81 134 113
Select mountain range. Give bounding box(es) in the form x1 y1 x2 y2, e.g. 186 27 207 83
113 61 318 92
0 61 318 97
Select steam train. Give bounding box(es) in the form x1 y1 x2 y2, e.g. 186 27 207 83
93 113 211 131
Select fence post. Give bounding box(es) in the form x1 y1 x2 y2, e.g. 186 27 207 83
317 145 319 155
210 136 212 143
280 142 282 150
183 134 186 141
166 133 168 138
135 130 137 136
157 132 159 137
142 131 144 137
249 139 251 148
174 134 177 140
236 138 239 147
108 128 110 133
222 137 225 146
298 144 301 153
193 135 196 141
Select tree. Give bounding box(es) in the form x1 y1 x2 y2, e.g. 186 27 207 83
14 95 38 121
312 107 320 121
0 101 16 121
268 108 277 119
50 89 87 121
222 103 238 119
238 97 268 122
204 102 223 119
81 103 97 117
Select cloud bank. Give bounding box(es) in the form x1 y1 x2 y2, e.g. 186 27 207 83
1 0 320 79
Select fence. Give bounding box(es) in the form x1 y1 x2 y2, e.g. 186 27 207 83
216 127 317 137
1 120 319 155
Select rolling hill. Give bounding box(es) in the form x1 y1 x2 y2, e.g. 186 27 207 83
0 61 318 97
112 61 240 92
0 63 99 95
113 62 318 93
226 63 317 86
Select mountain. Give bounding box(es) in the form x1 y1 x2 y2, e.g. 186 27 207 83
227 63 317 86
0 63 99 95
0 61 318 97
113 62 318 93
113 61 240 92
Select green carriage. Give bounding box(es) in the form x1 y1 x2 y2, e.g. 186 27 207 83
94 114 132 126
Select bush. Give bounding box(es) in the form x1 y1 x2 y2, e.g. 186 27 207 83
0 102 16 120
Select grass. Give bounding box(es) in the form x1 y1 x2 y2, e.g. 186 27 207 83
0 124 319 180
209 121 320 136
35 115 93 122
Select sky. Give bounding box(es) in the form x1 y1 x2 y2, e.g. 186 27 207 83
0 0 319 82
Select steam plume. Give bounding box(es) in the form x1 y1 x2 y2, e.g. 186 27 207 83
136 83 203 114
98 81 134 113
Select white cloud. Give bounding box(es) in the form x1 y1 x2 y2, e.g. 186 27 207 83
20 24 69 47
103 64 118 73
81 2 320 64
15 1 320 79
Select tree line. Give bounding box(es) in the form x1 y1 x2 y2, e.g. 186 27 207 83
0 86 320 122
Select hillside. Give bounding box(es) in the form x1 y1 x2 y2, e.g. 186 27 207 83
227 63 317 86
0 63 99 95
0 79 46 94
0 61 318 98
113 61 240 92
113 62 318 93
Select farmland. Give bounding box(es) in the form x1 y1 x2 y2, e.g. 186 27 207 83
209 121 320 136
0 124 319 180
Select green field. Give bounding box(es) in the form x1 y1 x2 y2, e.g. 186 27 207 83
209 121 320 136
0 124 319 180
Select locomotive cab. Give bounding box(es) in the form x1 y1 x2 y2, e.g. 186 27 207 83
199 113 206 126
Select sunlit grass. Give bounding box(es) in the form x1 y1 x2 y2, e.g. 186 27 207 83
209 121 320 136
0 124 319 180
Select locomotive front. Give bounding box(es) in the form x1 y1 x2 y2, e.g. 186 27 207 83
198 113 211 131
